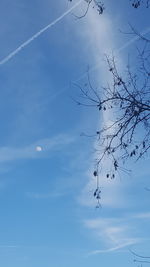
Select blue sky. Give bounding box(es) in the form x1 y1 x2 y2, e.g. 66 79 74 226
0 0 150 266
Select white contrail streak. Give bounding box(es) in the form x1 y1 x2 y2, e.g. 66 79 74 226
75 26 150 82
0 0 83 65
43 26 150 104
117 26 150 52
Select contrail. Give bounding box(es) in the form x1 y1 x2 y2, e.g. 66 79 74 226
75 26 150 82
0 0 83 65
117 26 150 52
44 26 150 103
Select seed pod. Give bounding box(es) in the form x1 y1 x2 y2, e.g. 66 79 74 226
93 171 97 177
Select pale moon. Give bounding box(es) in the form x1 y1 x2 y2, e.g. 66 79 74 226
36 146 43 152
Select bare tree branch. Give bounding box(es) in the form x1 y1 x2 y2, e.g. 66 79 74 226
74 30 150 203
68 0 105 18
130 0 150 8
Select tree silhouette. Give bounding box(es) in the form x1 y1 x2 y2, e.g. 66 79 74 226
68 0 105 18
69 0 150 206
130 0 150 8
68 0 149 17
130 249 150 265
74 28 150 203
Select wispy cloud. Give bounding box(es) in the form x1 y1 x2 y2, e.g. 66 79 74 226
89 241 137 255
76 5 150 210
74 5 127 209
132 212 150 219
84 217 140 255
0 134 75 163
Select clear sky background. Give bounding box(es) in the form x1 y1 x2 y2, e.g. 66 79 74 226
0 0 150 266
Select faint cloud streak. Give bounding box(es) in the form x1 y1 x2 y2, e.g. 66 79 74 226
0 134 75 162
84 217 140 255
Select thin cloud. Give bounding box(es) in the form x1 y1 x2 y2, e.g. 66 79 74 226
77 11 150 212
89 240 138 255
132 212 150 219
0 134 75 163
75 7 125 209
84 217 140 254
